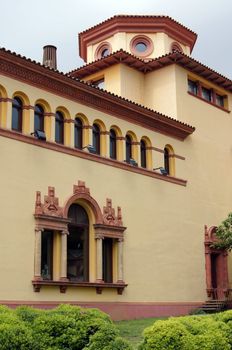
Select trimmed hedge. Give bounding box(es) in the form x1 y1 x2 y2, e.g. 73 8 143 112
139 312 232 350
0 304 132 350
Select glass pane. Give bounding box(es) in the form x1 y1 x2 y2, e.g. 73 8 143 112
55 112 64 144
110 129 116 159
202 87 212 102
41 231 53 280
103 238 113 283
188 80 198 95
126 135 132 162
216 94 224 107
74 118 83 149
101 49 110 57
164 148 170 175
67 226 89 281
140 140 146 168
12 98 22 132
68 204 89 225
93 124 100 154
34 104 44 132
135 42 147 52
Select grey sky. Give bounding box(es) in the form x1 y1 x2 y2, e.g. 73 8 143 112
0 0 231 78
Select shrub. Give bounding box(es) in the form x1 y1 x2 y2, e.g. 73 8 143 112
138 319 188 350
15 305 42 323
0 322 33 350
139 315 231 350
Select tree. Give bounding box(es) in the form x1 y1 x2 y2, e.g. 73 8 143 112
213 213 232 251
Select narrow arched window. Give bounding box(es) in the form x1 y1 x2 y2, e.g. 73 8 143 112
140 140 147 168
92 123 100 155
110 129 117 159
164 147 170 175
67 204 89 282
12 97 23 132
126 135 132 163
34 104 44 132
74 117 83 149
55 111 64 144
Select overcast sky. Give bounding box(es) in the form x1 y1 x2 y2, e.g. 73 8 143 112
0 0 231 78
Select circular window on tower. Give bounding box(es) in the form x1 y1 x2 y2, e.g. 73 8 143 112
95 42 112 60
130 35 153 57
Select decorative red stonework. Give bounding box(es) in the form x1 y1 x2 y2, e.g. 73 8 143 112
204 225 229 300
33 180 127 293
103 198 123 226
35 187 63 217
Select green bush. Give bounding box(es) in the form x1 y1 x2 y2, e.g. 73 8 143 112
139 315 231 350
0 304 129 350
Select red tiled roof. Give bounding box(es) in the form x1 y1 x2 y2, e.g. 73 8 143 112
70 50 232 92
79 15 197 61
0 47 195 140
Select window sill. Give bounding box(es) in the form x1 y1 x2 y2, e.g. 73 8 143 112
188 92 230 113
32 280 127 295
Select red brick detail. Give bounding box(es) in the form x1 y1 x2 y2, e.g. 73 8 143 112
102 198 123 226
1 301 202 321
35 187 63 218
204 225 229 299
63 180 103 224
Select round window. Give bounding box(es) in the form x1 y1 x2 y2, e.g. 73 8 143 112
95 42 112 60
130 36 153 58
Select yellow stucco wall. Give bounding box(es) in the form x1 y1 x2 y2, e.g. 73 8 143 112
0 61 232 306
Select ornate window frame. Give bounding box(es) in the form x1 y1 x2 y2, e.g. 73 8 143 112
32 180 127 294
95 42 112 60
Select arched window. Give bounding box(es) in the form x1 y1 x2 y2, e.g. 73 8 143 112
92 123 100 155
67 204 89 282
164 147 170 175
34 104 44 132
140 140 147 168
55 111 64 144
74 117 83 149
12 97 23 132
110 129 117 159
126 135 132 163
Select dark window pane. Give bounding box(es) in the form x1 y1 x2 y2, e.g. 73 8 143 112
216 94 224 107
126 135 132 163
202 87 212 102
68 204 89 225
103 238 113 283
140 140 146 168
92 79 105 89
93 123 100 155
41 230 53 280
188 80 198 95
164 147 170 175
67 204 89 282
74 118 83 149
12 97 22 132
110 129 117 159
55 111 64 144
34 104 44 132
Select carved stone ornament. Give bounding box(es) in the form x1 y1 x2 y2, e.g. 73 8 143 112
102 198 123 226
35 186 63 218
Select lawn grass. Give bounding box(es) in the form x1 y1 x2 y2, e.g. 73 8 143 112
115 316 167 349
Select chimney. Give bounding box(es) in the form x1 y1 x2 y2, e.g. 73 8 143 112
43 45 57 70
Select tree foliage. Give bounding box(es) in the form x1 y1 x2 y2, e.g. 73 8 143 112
213 212 232 251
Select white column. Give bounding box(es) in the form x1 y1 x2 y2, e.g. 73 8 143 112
34 229 42 280
60 230 68 281
96 235 103 282
117 238 124 283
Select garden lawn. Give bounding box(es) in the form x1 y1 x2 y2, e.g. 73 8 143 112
115 317 167 348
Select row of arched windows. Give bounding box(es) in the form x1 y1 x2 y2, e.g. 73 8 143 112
9 95 175 175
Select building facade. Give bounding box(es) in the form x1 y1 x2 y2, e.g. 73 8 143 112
0 15 232 320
